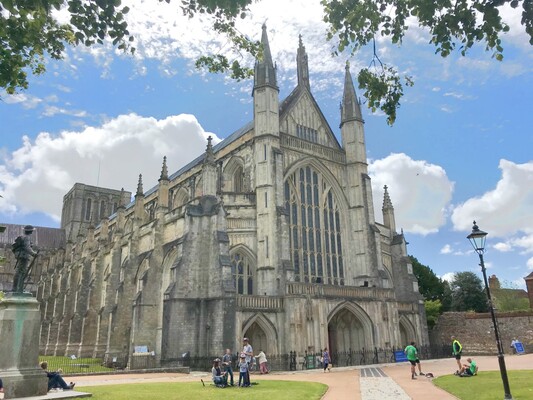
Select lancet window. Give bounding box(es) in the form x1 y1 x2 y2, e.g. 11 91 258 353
284 166 344 285
85 198 92 221
296 124 318 143
231 252 254 295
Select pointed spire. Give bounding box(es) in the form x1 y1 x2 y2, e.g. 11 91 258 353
202 136 217 196
341 61 363 126
159 156 169 181
253 24 278 92
382 185 394 210
297 34 310 90
118 188 126 209
204 136 215 165
382 185 396 233
136 174 144 198
261 24 274 68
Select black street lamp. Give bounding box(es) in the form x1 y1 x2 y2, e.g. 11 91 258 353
467 221 513 400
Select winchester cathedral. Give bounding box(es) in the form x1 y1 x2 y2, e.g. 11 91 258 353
4 26 428 365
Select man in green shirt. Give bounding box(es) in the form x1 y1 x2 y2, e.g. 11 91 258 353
451 335 463 371
459 358 477 376
404 341 424 379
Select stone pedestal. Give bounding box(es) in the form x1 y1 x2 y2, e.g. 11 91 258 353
0 293 48 398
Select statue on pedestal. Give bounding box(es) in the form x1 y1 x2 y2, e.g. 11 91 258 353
11 225 39 294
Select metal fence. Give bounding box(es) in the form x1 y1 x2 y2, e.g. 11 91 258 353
39 344 453 375
166 344 452 372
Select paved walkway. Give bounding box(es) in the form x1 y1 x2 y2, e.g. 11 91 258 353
63 353 533 400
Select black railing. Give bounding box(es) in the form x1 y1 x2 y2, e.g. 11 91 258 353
299 344 451 370
39 344 453 375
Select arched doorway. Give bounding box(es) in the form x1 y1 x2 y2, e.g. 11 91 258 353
399 322 408 348
399 316 417 348
243 322 268 354
328 309 366 354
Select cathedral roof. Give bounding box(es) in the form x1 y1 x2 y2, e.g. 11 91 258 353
279 85 342 150
140 120 255 201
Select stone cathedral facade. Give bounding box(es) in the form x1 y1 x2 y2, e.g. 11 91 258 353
36 26 428 365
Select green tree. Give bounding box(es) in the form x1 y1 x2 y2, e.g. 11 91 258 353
410 255 450 328
321 0 533 124
424 299 442 329
450 271 488 312
3 0 533 124
410 256 449 308
493 281 531 312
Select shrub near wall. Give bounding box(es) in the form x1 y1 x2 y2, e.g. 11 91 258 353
430 311 533 354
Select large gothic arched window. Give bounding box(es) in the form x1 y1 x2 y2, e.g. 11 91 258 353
231 252 254 294
233 165 244 192
284 165 344 285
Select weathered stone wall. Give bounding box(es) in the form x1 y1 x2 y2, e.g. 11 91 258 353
430 311 533 354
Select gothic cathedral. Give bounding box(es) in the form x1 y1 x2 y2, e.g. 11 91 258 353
37 26 428 365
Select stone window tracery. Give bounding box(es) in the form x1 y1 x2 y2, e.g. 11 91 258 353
284 165 344 285
100 200 106 219
296 124 318 144
233 165 245 193
85 198 92 221
231 252 254 295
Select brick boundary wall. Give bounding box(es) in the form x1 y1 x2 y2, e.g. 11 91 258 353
429 311 533 355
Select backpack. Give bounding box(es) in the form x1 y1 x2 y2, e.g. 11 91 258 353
12 236 25 253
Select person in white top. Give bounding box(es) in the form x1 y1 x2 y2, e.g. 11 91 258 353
257 350 268 374
242 338 253 382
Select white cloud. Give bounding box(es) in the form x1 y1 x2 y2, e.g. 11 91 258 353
444 92 476 100
493 242 513 252
3 93 43 109
369 153 454 235
441 272 455 282
440 244 452 254
54 84 72 93
527 257 533 270
451 160 533 238
42 106 87 118
510 234 533 254
0 114 218 220
67 0 363 95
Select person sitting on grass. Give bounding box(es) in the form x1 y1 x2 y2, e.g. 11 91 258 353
458 358 477 377
40 361 75 391
404 341 425 379
211 359 227 387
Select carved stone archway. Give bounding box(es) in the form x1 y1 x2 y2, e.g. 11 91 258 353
327 302 374 353
242 314 278 355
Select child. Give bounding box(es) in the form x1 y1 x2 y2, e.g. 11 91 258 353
238 353 250 387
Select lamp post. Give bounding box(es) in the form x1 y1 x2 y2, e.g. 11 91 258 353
467 221 513 400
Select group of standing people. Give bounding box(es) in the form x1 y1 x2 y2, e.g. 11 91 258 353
403 336 477 380
211 337 269 388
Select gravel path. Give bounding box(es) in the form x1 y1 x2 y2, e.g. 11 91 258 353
359 368 410 400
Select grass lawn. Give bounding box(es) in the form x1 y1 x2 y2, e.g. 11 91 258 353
82 380 327 400
434 370 533 400
39 355 113 374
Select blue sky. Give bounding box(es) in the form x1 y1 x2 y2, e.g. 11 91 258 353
1 0 532 289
